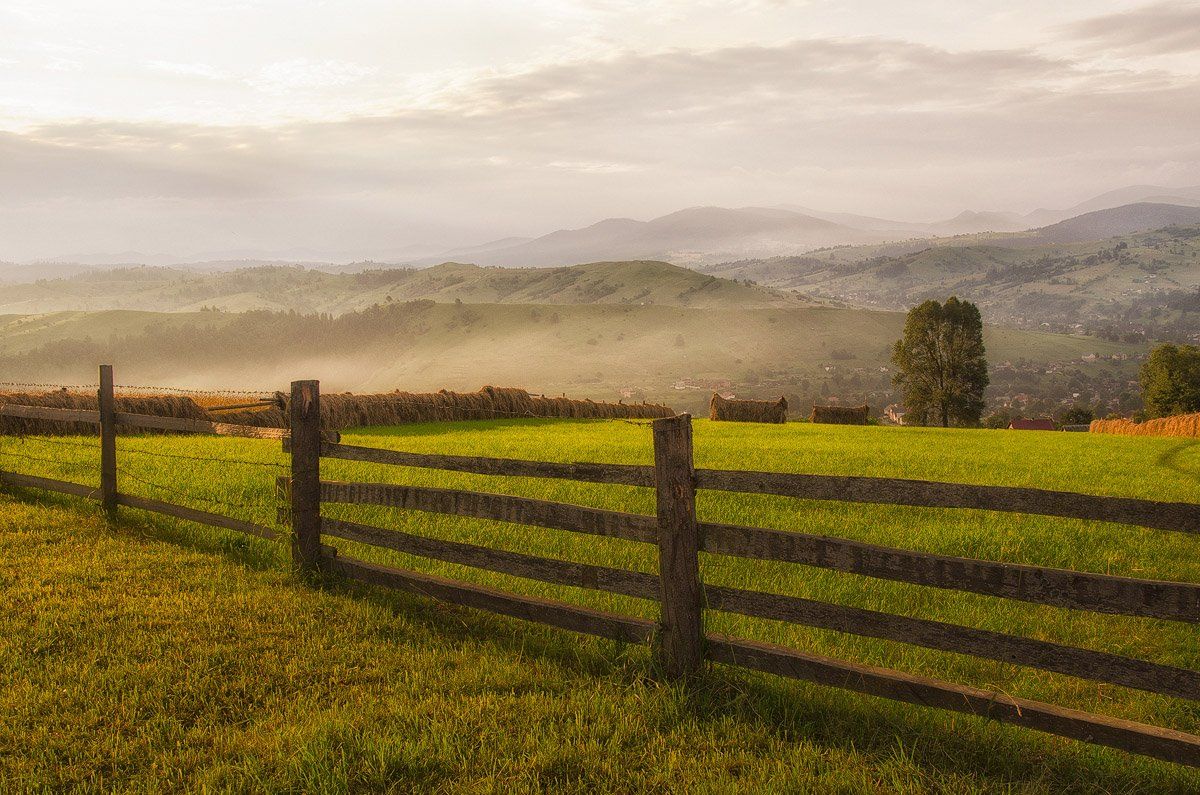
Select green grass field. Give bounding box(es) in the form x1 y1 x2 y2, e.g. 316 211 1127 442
2 420 1200 792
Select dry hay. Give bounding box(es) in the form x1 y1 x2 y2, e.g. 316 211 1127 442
0 390 210 435
0 385 673 435
709 393 788 424
1090 413 1200 438
298 386 675 430
810 404 870 425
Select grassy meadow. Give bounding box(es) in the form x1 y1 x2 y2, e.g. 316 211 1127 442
2 419 1200 791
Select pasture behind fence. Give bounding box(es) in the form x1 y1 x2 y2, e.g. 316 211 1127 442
3 366 1200 768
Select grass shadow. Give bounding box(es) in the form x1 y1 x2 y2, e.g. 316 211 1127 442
1156 439 1200 482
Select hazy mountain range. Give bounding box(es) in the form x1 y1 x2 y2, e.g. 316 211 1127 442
6 184 1199 275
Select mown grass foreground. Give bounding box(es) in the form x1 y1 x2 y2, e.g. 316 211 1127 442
2 419 1200 792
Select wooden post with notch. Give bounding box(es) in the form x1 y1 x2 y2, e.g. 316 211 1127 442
98 364 117 518
289 379 322 573
652 413 703 678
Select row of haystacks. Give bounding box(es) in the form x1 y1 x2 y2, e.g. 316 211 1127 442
1090 413 1200 438
0 386 674 435
709 393 788 424
810 404 870 425
302 386 675 430
0 390 211 435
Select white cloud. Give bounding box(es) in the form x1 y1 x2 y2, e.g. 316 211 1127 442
147 61 230 81
547 160 640 173
248 59 378 93
1060 1 1200 55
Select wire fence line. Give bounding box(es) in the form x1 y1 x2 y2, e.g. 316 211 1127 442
115 465 278 516
0 448 97 471
0 381 100 391
114 444 287 469
1 379 280 396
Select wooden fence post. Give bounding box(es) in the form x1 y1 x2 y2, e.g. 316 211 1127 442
98 364 117 518
289 379 322 572
652 413 703 678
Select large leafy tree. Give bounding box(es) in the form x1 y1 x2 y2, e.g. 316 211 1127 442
891 297 989 427
1141 344 1200 418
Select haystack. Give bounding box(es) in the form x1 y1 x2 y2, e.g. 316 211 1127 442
0 385 674 435
0 390 210 435
709 393 788 423
286 386 675 430
1090 412 1200 439
810 404 869 425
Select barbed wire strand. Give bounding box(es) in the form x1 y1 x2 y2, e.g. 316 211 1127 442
116 465 274 514
114 384 278 396
6 435 100 452
0 381 99 391
0 448 97 471
116 444 286 469
2 430 283 468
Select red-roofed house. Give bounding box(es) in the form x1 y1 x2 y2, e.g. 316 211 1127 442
1009 418 1055 431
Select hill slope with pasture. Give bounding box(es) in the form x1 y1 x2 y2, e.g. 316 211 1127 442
0 260 809 315
705 223 1200 334
0 301 1141 416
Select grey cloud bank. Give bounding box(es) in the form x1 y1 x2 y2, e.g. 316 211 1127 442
1 2 1198 262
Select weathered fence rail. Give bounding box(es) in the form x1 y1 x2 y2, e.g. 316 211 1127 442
4 368 1200 768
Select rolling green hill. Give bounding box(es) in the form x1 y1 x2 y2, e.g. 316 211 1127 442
0 302 1141 416
0 260 809 315
705 225 1200 334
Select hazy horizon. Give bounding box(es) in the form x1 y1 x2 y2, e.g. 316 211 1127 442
3 0 1199 263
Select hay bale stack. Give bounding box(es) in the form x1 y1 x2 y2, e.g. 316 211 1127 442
292 386 674 430
1090 413 1200 438
709 393 788 424
810 404 870 425
0 390 210 435
0 385 673 435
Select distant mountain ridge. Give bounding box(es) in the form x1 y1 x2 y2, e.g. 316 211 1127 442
407 187 1200 269
409 206 884 268
1027 203 1200 244
11 184 1200 272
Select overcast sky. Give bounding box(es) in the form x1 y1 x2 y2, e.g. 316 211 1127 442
2 0 1198 261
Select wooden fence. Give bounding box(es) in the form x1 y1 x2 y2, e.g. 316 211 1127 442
4 369 1200 768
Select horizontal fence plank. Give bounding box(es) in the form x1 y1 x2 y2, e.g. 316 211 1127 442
116 412 340 443
0 403 101 425
315 440 655 486
322 517 659 599
115 412 283 439
205 400 278 413
704 585 1200 701
0 469 101 500
115 493 281 541
701 521 1200 623
706 634 1200 767
695 469 1200 536
319 480 658 544
327 553 656 644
